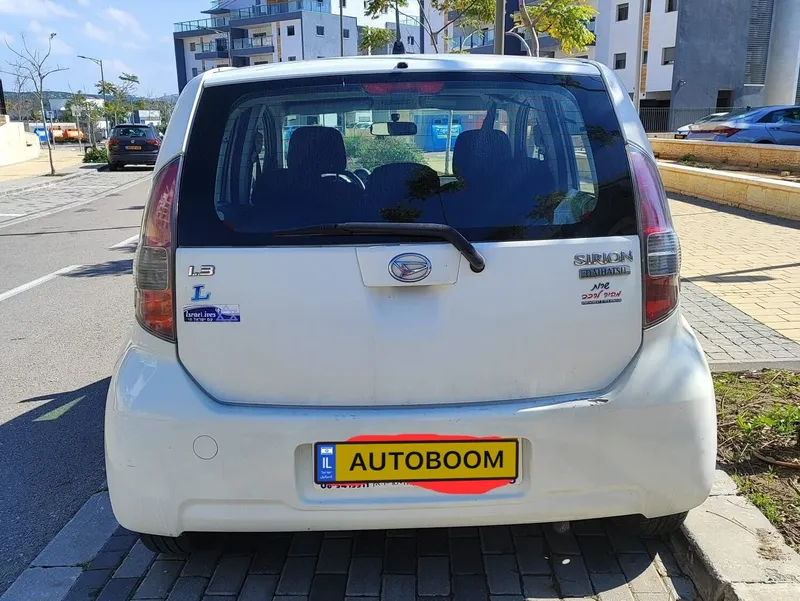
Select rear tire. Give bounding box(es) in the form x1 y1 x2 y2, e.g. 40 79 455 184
108 162 119 171
138 533 194 555
612 512 688 538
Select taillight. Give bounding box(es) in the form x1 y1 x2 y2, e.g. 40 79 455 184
629 146 681 327
148 138 160 146
713 127 741 138
108 137 119 147
134 157 181 341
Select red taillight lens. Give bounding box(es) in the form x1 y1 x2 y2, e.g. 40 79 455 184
714 127 741 138
134 157 180 341
629 146 681 327
148 138 160 146
108 137 119 147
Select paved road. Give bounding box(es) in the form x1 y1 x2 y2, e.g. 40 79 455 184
0 176 150 594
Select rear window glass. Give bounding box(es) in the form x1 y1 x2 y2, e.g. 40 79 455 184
178 72 636 246
114 126 150 137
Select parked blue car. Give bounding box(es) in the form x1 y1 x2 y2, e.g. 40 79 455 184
686 105 800 145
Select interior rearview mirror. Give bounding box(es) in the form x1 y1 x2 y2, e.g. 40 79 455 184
370 121 417 136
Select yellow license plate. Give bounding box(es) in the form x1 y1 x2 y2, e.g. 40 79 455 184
314 439 518 484
126 145 142 150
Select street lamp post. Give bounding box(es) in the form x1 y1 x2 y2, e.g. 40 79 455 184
77 54 107 134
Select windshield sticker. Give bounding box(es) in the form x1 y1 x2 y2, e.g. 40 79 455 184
191 285 211 302
183 305 240 322
581 282 622 305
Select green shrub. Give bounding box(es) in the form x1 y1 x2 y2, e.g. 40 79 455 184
84 147 108 163
346 135 426 171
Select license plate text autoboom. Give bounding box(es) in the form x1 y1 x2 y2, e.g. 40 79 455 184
314 439 518 484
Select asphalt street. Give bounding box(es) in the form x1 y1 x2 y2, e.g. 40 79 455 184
0 175 151 594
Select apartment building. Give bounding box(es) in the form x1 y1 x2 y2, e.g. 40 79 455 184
173 0 447 91
595 0 800 111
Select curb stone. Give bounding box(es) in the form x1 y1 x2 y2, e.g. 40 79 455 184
0 170 91 199
670 470 800 601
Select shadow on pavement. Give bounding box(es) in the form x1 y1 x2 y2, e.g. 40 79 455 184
0 225 138 238
684 260 800 284
119 205 145 211
0 378 110 595
65 259 133 278
670 192 800 231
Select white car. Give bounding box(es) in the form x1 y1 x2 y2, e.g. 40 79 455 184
106 55 716 553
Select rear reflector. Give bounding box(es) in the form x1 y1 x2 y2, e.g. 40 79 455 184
713 127 741 138
134 157 180 341
629 146 681 327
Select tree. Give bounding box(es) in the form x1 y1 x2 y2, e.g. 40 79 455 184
97 72 142 126
514 0 597 57
1 33 68 175
364 0 494 53
6 73 36 121
359 26 396 55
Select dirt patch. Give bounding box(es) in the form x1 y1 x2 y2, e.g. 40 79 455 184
716 370 800 552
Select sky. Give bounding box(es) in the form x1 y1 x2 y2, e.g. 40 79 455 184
0 0 200 97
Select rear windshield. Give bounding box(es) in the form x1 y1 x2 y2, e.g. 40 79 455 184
114 126 151 137
178 71 636 246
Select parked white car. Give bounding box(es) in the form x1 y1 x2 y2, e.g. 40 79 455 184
106 54 716 553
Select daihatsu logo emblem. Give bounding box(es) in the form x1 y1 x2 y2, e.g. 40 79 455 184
389 253 431 283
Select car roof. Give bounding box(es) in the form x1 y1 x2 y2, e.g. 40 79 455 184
201 54 603 88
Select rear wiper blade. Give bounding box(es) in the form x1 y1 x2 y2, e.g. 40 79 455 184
273 222 486 273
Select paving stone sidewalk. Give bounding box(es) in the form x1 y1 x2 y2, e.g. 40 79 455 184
0 170 152 225
11 493 696 601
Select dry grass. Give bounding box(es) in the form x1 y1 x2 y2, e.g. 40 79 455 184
715 370 800 551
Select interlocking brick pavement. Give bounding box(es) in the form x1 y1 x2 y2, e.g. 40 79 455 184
670 194 800 344
61 523 698 601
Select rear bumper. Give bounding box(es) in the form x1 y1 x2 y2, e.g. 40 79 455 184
106 314 716 536
109 150 158 165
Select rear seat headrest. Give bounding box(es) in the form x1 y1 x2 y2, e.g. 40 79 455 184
287 126 347 175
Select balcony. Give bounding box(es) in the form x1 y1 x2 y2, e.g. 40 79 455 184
451 30 494 51
231 0 331 22
174 16 230 34
203 0 234 14
232 35 275 54
195 39 230 59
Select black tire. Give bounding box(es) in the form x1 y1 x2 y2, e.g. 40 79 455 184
108 162 119 171
612 512 688 538
138 533 194 555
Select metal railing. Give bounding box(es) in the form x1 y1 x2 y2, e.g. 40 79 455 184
638 107 734 133
232 0 331 20
197 40 229 53
174 16 230 32
233 36 274 50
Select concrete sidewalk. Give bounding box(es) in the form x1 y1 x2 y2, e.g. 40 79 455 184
0 147 86 188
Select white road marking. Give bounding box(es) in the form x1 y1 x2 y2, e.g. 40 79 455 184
0 213 25 217
0 265 83 303
110 234 139 249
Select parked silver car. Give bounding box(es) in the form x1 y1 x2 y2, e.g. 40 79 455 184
674 112 727 139
685 105 800 145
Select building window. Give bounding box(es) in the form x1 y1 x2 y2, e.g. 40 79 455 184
253 32 266 38
665 0 678 11
642 50 648 64
316 25 324 36
191 67 198 76
745 0 774 85
646 0 651 12
254 61 268 65
716 90 732 109
343 28 350 38
381 6 388 13
662 46 675 65
287 25 295 36
189 42 196 51
542 51 555 58
342 0 346 6
616 3 629 21
614 52 627 70
407 35 414 45
288 56 297 61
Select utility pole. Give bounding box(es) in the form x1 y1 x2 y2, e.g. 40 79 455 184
493 0 506 55
78 55 107 133
633 0 645 113
340 0 344 56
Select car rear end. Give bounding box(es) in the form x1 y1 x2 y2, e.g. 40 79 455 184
106 57 716 540
107 125 161 167
685 109 767 142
